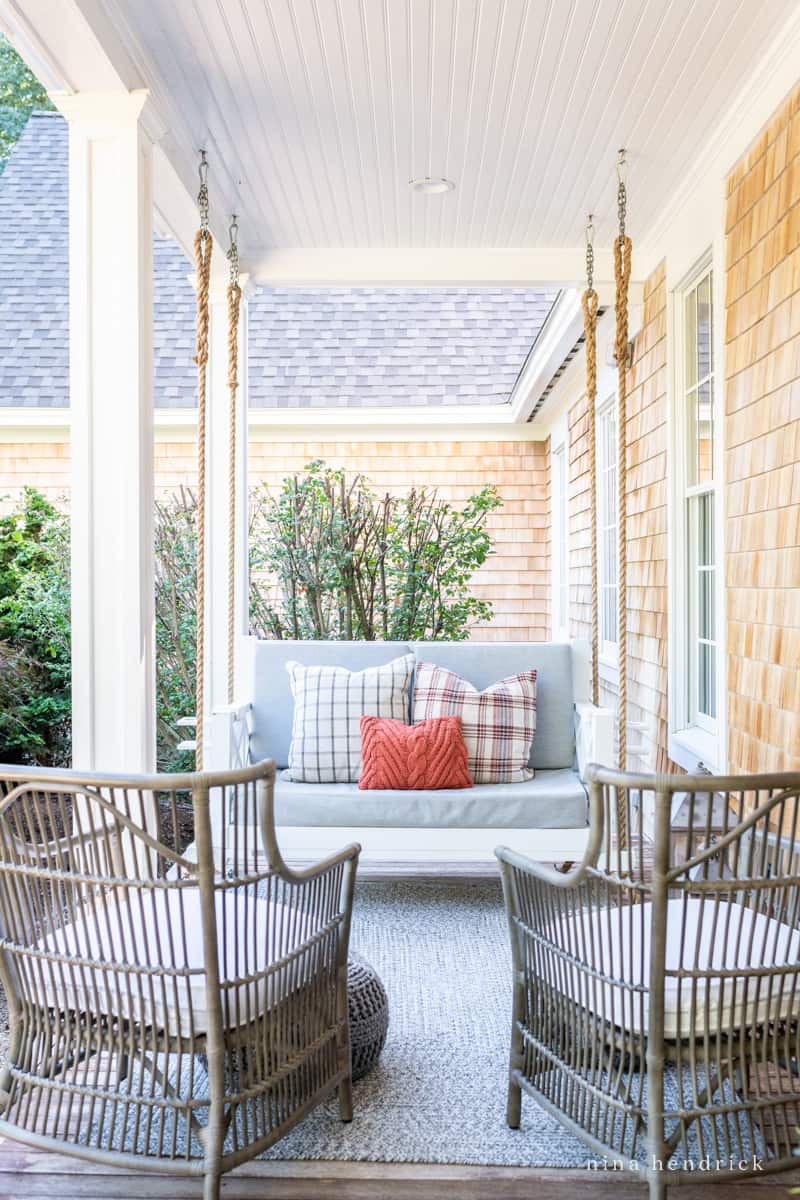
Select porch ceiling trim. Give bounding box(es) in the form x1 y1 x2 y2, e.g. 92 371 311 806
251 247 628 289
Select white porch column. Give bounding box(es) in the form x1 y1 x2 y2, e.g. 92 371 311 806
62 92 156 773
202 277 250 769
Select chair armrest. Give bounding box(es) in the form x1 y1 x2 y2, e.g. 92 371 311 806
575 701 614 778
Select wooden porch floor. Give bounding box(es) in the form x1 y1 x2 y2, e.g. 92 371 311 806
0 1140 797 1200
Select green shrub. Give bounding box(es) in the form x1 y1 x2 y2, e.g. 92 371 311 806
154 489 198 773
0 489 71 764
0 469 501 769
250 460 502 641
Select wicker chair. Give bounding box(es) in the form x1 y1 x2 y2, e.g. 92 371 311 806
0 758 359 1200
497 766 800 1200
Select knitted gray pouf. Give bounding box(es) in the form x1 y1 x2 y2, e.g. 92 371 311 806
347 953 389 1081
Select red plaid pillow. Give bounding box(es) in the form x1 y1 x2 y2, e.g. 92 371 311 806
412 662 537 784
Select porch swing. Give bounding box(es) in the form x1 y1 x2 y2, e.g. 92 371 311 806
200 138 615 869
496 154 800 1199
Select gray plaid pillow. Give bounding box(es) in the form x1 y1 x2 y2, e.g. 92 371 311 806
286 654 415 783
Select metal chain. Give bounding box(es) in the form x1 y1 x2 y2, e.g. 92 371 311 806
617 148 627 245
198 151 210 236
585 214 595 296
227 214 240 290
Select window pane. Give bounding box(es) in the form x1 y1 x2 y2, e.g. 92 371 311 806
694 379 714 484
685 288 697 390
698 642 716 719
699 570 714 642
698 491 714 566
697 272 712 379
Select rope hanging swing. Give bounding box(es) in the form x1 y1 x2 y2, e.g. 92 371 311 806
582 216 600 710
226 217 242 707
193 153 242 767
614 149 632 778
194 153 212 771
583 155 632 847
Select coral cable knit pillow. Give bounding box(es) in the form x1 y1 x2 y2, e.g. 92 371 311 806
358 716 473 791
412 662 537 784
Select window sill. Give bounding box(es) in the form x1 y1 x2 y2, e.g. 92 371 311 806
669 726 720 774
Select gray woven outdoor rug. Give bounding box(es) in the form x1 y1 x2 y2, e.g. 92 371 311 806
101 878 765 1168
264 877 593 1167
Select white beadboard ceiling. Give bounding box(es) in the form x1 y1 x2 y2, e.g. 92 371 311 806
97 0 797 265
43 0 800 271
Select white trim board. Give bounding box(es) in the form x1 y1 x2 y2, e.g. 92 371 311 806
0 407 549 442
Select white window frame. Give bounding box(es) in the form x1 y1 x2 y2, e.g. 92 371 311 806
668 248 726 772
596 392 619 671
549 412 570 641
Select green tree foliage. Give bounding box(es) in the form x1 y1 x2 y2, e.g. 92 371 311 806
250 460 502 642
0 472 501 769
154 490 198 772
0 36 54 169
0 489 70 763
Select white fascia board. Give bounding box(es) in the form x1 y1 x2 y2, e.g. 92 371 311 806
520 282 644 432
0 408 70 439
154 407 547 441
508 289 583 424
532 306 617 434
0 0 127 93
0 407 544 443
251 247 628 288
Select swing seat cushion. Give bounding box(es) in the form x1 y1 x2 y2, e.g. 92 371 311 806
557 897 800 1039
274 767 587 828
38 888 311 1038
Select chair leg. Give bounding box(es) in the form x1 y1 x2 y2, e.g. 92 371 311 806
506 1074 522 1129
338 1073 353 1122
506 1000 524 1129
648 1172 667 1200
203 1169 221 1200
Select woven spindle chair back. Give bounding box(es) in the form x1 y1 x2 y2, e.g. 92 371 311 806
498 766 800 1197
0 759 359 1197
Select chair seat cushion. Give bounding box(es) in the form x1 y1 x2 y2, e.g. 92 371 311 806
275 768 587 828
39 887 307 1038
560 897 800 1039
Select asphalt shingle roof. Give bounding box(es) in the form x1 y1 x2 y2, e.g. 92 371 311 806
0 112 558 411
0 112 197 409
247 287 558 408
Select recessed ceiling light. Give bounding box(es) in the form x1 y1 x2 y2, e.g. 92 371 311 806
409 177 455 194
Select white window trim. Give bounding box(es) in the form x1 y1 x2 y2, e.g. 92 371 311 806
549 412 570 642
667 245 727 773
